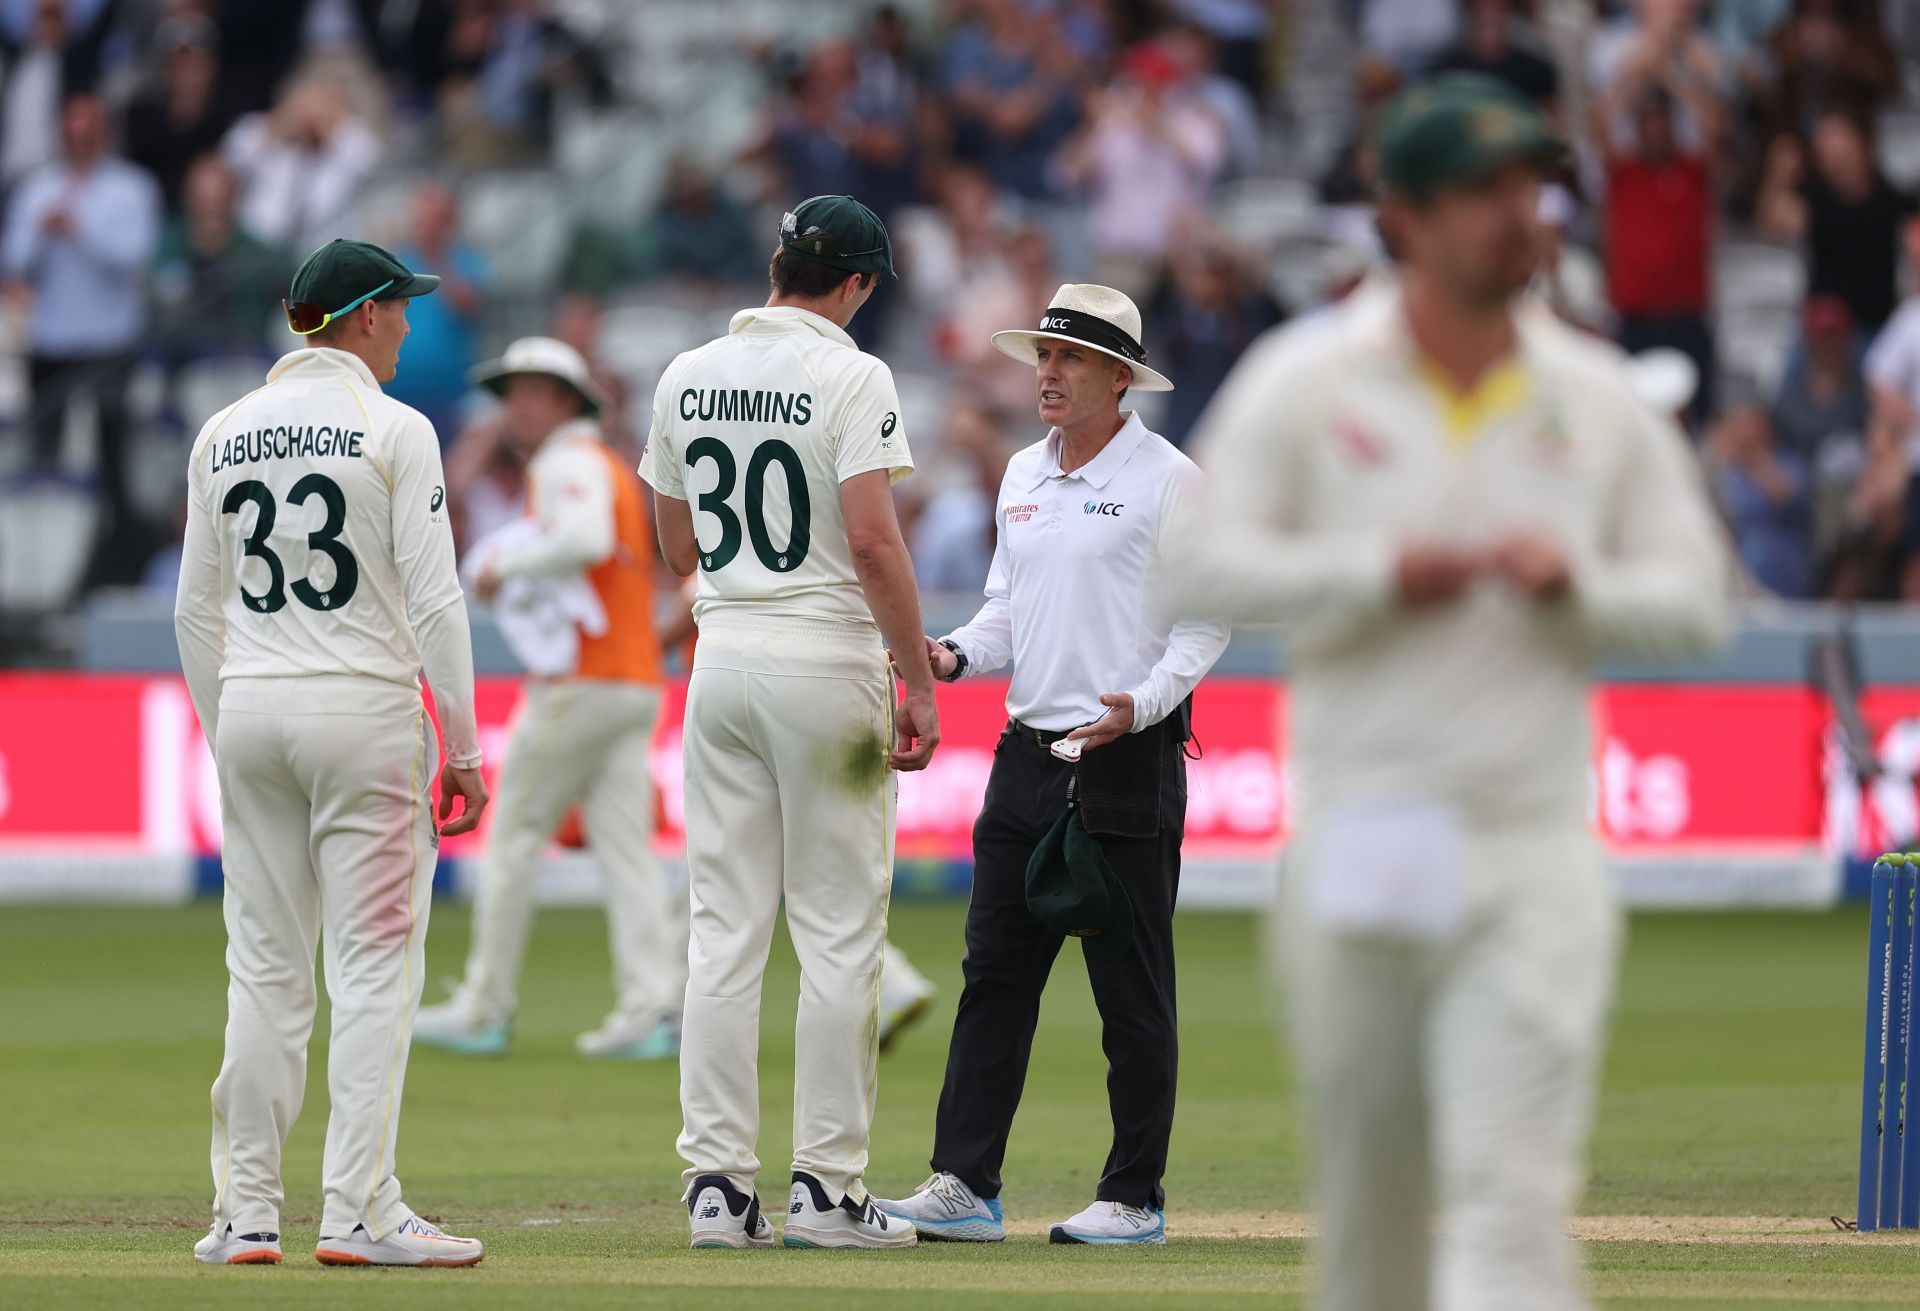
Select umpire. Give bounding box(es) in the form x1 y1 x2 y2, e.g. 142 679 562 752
877 284 1229 1245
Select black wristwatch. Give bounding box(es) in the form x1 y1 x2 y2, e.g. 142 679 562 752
937 638 968 683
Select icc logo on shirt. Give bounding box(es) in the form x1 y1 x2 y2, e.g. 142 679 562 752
1083 501 1122 517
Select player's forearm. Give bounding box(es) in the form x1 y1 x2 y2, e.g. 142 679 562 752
489 520 611 579
1560 551 1733 659
414 596 484 768
852 537 936 692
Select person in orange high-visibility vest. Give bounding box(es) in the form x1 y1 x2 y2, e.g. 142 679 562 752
414 336 685 1060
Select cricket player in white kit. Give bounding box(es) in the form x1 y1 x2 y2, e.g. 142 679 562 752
412 336 686 1061
1166 78 1732 1309
174 239 490 1268
641 196 937 1250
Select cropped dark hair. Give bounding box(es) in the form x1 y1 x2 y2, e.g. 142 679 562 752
769 245 876 299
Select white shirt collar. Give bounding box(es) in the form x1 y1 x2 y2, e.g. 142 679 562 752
267 346 383 390
727 304 856 350
1017 410 1151 492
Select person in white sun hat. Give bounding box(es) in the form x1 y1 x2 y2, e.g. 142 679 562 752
877 283 1229 1246
412 335 686 1062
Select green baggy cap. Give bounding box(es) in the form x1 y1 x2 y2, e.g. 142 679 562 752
779 195 898 280
1025 807 1135 961
286 239 440 333
1377 73 1569 201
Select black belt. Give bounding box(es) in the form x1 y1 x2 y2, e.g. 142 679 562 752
1009 718 1075 748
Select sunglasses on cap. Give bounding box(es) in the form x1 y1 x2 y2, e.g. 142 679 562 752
282 278 396 335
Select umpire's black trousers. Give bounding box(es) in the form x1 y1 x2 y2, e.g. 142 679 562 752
929 718 1185 1210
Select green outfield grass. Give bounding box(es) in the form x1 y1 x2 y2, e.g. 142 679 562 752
1 899 1916 1307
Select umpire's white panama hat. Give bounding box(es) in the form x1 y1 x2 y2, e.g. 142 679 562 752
469 336 608 416
991 283 1174 392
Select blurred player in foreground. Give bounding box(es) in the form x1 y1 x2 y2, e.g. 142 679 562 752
1165 76 1731 1308
411 336 685 1060
878 285 1228 1245
642 196 936 1249
174 240 488 1267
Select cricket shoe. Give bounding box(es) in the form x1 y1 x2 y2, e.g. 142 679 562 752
411 992 509 1057
878 959 936 1054
577 1013 679 1061
193 1222 282 1265
1048 1201 1166 1245
687 1174 774 1249
314 1214 484 1266
783 1172 917 1249
873 1171 1004 1241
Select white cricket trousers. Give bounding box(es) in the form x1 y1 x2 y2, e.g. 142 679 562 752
1278 815 1622 1311
208 674 439 1240
457 678 683 1027
676 614 895 1206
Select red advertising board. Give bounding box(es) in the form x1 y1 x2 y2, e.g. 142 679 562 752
0 672 1887 862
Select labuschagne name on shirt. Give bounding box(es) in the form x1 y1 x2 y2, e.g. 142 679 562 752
211 424 366 473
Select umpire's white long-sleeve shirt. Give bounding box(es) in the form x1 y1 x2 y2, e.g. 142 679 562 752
945 411 1230 733
1164 284 1732 823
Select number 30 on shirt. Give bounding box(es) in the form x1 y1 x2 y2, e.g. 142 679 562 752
686 437 811 574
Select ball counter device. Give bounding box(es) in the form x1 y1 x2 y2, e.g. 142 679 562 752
1856 853 1920 1230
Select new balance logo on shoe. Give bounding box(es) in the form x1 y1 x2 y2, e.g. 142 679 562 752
698 1203 721 1219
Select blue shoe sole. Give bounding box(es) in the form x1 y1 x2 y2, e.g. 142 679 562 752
873 1209 1003 1242
410 1031 509 1058
1048 1225 1166 1245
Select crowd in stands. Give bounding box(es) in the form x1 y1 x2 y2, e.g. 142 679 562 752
2 0 1920 663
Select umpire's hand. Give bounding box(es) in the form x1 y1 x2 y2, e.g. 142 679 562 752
437 763 490 836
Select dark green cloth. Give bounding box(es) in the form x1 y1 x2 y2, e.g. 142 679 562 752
1025 805 1135 960
778 195 897 279
1377 73 1567 200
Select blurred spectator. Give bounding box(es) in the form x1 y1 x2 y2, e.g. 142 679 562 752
1170 0 1274 103
444 404 535 557
1431 0 1562 110
432 0 612 166
149 155 287 373
942 0 1081 199
910 400 1012 593
1708 403 1816 597
1161 22 1262 178
1863 217 1920 485
209 0 321 118
647 160 760 286
1351 0 1459 76
0 0 113 189
1774 293 1869 459
847 5 921 221
1753 0 1901 145
944 220 1061 415
222 69 382 256
1713 0 1792 68
1149 235 1285 447
1758 107 1914 333
761 40 862 201
0 91 160 585
384 180 491 444
1595 81 1718 426
123 12 239 209
1317 58 1402 206
1053 42 1229 299
901 163 1013 312
1589 0 1727 153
